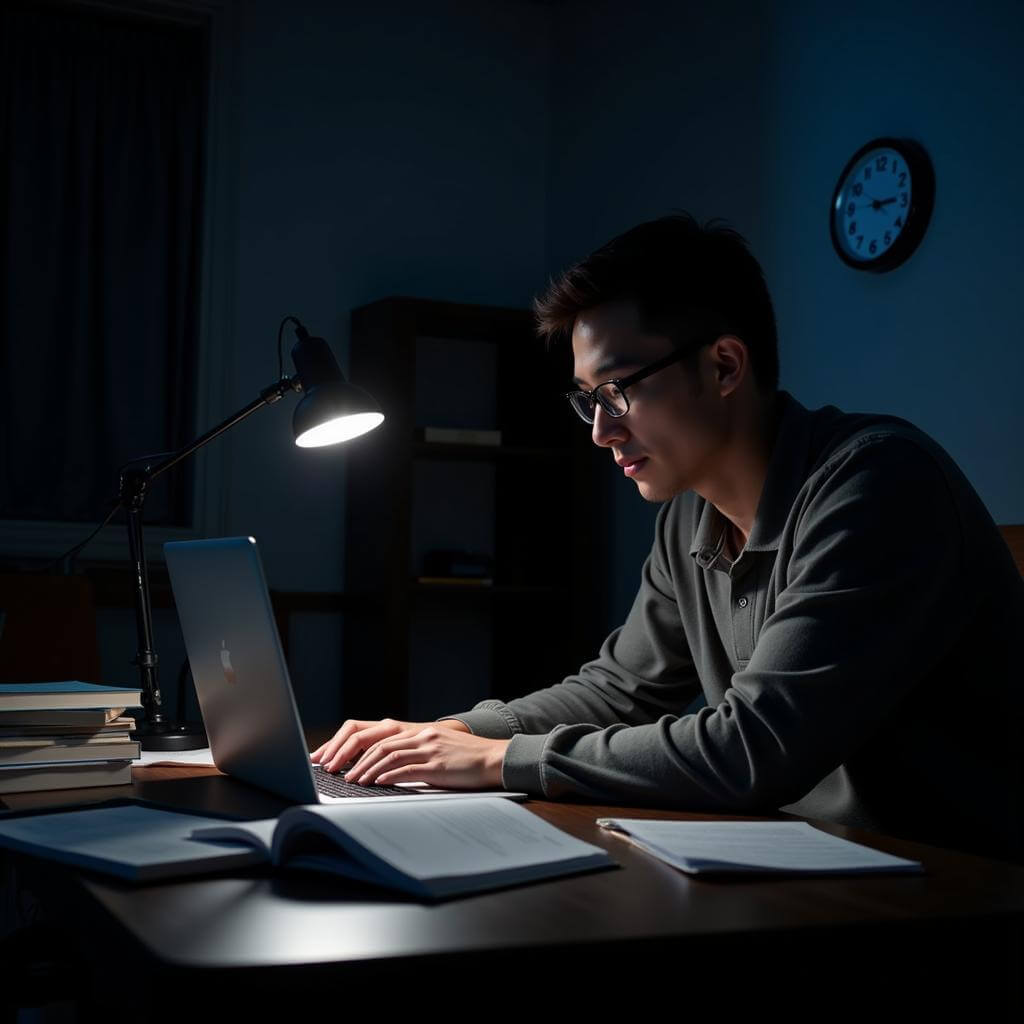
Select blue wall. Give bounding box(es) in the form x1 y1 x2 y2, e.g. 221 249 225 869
546 0 1024 627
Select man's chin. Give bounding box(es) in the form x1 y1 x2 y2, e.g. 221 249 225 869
634 479 671 503
632 470 685 503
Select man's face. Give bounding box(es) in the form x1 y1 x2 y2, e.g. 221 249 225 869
571 300 728 502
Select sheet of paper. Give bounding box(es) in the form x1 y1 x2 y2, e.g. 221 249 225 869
596 819 922 874
138 747 216 767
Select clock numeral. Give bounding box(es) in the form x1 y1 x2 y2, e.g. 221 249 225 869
884 231 892 246
863 166 872 180
893 160 899 173
894 216 904 228
898 171 907 187
869 239 878 255
847 201 856 217
852 182 863 197
875 155 888 172
855 236 864 250
848 221 857 236
900 192 908 207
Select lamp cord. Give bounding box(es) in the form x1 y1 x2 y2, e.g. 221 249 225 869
33 449 184 573
34 499 122 573
278 315 305 381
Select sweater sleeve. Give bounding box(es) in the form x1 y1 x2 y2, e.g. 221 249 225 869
438 499 703 742
493 436 967 806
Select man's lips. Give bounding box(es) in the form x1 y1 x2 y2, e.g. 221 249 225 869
616 455 648 477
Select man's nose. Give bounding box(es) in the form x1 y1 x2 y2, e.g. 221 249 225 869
591 404 628 448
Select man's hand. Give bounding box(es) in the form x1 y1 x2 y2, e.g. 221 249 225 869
343 726 510 789
312 718 474 776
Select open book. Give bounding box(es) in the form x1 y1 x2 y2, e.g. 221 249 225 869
0 798 613 898
194 797 614 898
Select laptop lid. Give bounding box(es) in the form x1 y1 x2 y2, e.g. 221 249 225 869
165 537 324 804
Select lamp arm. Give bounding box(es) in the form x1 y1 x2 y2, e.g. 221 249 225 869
143 376 301 485
120 374 300 744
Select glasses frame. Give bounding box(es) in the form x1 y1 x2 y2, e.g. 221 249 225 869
565 338 713 424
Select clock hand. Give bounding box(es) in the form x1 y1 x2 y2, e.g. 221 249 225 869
860 196 897 219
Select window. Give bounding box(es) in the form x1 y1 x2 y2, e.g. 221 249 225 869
0 0 225 562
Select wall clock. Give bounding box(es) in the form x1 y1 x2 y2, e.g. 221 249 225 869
830 137 935 272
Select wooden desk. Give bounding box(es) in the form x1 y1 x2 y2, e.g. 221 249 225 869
3 762 1023 1018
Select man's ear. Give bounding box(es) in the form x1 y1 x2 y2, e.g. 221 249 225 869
709 335 749 397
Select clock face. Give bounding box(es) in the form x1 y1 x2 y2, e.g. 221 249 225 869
830 137 934 272
832 145 911 264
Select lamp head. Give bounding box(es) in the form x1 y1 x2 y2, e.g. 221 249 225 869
289 326 384 447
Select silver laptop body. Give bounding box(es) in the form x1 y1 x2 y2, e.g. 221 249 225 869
164 536 524 806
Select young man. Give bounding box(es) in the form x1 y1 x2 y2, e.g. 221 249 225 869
312 214 1024 862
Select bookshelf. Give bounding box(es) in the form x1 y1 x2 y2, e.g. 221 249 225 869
342 297 605 721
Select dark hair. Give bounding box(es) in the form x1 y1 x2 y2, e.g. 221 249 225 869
533 212 779 392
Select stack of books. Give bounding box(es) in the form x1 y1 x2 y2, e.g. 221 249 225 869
0 681 143 794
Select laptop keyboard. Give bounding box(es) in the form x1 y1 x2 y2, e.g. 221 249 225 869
312 763 417 798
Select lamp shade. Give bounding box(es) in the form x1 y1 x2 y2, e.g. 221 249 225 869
290 332 384 447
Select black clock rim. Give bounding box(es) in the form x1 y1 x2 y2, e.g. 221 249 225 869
830 136 935 273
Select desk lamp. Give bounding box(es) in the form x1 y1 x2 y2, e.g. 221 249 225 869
122 317 383 751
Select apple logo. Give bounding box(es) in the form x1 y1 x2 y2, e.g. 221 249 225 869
220 640 237 685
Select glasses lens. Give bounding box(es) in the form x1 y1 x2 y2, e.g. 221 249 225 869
568 392 596 423
596 382 628 417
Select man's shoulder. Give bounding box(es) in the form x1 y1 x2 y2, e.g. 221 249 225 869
735 392 997 564
784 397 1015 586
774 395 965 509
802 400 943 473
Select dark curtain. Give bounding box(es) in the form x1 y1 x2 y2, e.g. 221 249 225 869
0 2 208 525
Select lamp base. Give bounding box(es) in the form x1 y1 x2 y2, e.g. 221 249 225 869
134 720 209 752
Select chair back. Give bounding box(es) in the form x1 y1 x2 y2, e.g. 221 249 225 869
1000 525 1024 578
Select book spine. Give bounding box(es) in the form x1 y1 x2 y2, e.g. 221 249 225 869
0 741 141 765
0 761 132 794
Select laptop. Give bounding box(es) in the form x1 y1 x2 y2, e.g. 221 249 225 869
164 536 525 805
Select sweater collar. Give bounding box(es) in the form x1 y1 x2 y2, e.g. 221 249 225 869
689 391 815 567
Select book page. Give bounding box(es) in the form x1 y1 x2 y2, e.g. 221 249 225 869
191 817 278 854
297 797 609 880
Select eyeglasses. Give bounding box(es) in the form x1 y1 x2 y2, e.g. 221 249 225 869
565 340 711 424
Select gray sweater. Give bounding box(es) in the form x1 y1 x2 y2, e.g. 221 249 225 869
444 393 1024 862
